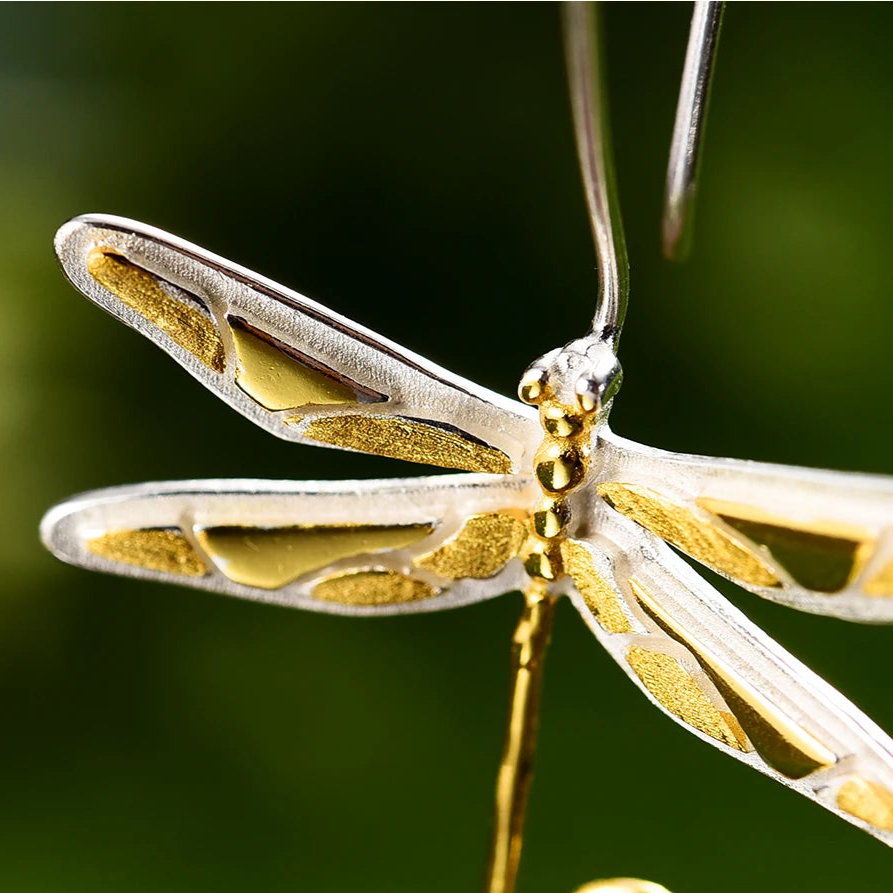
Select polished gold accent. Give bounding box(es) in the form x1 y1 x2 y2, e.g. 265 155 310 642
312 569 437 606
532 496 569 539
86 248 225 372
598 483 780 588
414 512 527 579
573 881 672 893
522 540 562 582
560 539 631 634
534 441 585 494
87 528 207 577
626 646 748 750
228 317 361 411
524 393 594 587
698 497 873 593
518 369 547 406
519 383 543 405
540 402 584 438
631 579 836 778
523 392 595 594
865 560 893 596
484 585 555 893
576 390 598 414
302 415 513 474
837 777 893 831
196 523 433 590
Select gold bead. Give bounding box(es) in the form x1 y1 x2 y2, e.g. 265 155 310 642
534 440 586 494
576 387 599 414
540 402 584 438
518 369 547 405
522 540 562 581
572 881 672 893
532 496 568 539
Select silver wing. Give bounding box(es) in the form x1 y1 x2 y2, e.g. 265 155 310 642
55 214 540 475
41 473 538 617
558 502 893 846
596 428 893 622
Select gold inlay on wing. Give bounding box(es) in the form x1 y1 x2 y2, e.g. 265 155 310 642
414 511 528 579
865 560 893 597
300 415 513 474
86 248 225 373
630 578 837 778
560 539 631 634
313 570 437 606
228 317 382 411
196 523 434 590
87 528 207 577
837 777 893 831
698 497 874 593
597 483 780 588
626 646 748 751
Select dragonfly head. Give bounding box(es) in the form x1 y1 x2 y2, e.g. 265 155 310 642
518 337 622 419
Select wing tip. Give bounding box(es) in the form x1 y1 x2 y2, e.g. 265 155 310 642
39 494 82 567
54 214 129 294
54 213 136 255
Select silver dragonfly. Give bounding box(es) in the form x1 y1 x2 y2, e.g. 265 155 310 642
40 4 893 892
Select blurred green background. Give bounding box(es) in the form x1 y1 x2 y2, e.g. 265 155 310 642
3 3 893 892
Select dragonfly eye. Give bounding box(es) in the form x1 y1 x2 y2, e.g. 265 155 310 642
575 348 623 415
518 348 561 405
519 367 549 406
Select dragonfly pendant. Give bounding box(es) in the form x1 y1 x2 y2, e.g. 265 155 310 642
39 4 893 891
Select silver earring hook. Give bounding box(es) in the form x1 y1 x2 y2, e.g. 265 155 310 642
563 1 629 349
522 2 723 413
662 2 725 261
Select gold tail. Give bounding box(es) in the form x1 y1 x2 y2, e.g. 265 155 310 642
483 583 555 893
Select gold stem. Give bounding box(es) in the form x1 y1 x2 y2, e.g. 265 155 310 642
483 583 556 893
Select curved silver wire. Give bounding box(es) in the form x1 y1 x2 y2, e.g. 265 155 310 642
562 2 629 348
662 1 725 261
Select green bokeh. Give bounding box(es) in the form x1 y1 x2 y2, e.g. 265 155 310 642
3 3 893 891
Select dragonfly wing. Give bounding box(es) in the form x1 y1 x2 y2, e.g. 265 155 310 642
42 472 538 616
596 428 893 622
558 505 893 846
55 214 540 474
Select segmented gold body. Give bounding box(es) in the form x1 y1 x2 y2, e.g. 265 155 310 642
519 383 598 585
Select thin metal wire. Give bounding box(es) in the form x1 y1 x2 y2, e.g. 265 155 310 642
662 2 725 261
563 2 629 347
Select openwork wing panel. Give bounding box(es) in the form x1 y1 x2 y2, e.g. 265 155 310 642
598 429 893 622
55 215 540 475
559 505 893 845
42 473 538 617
